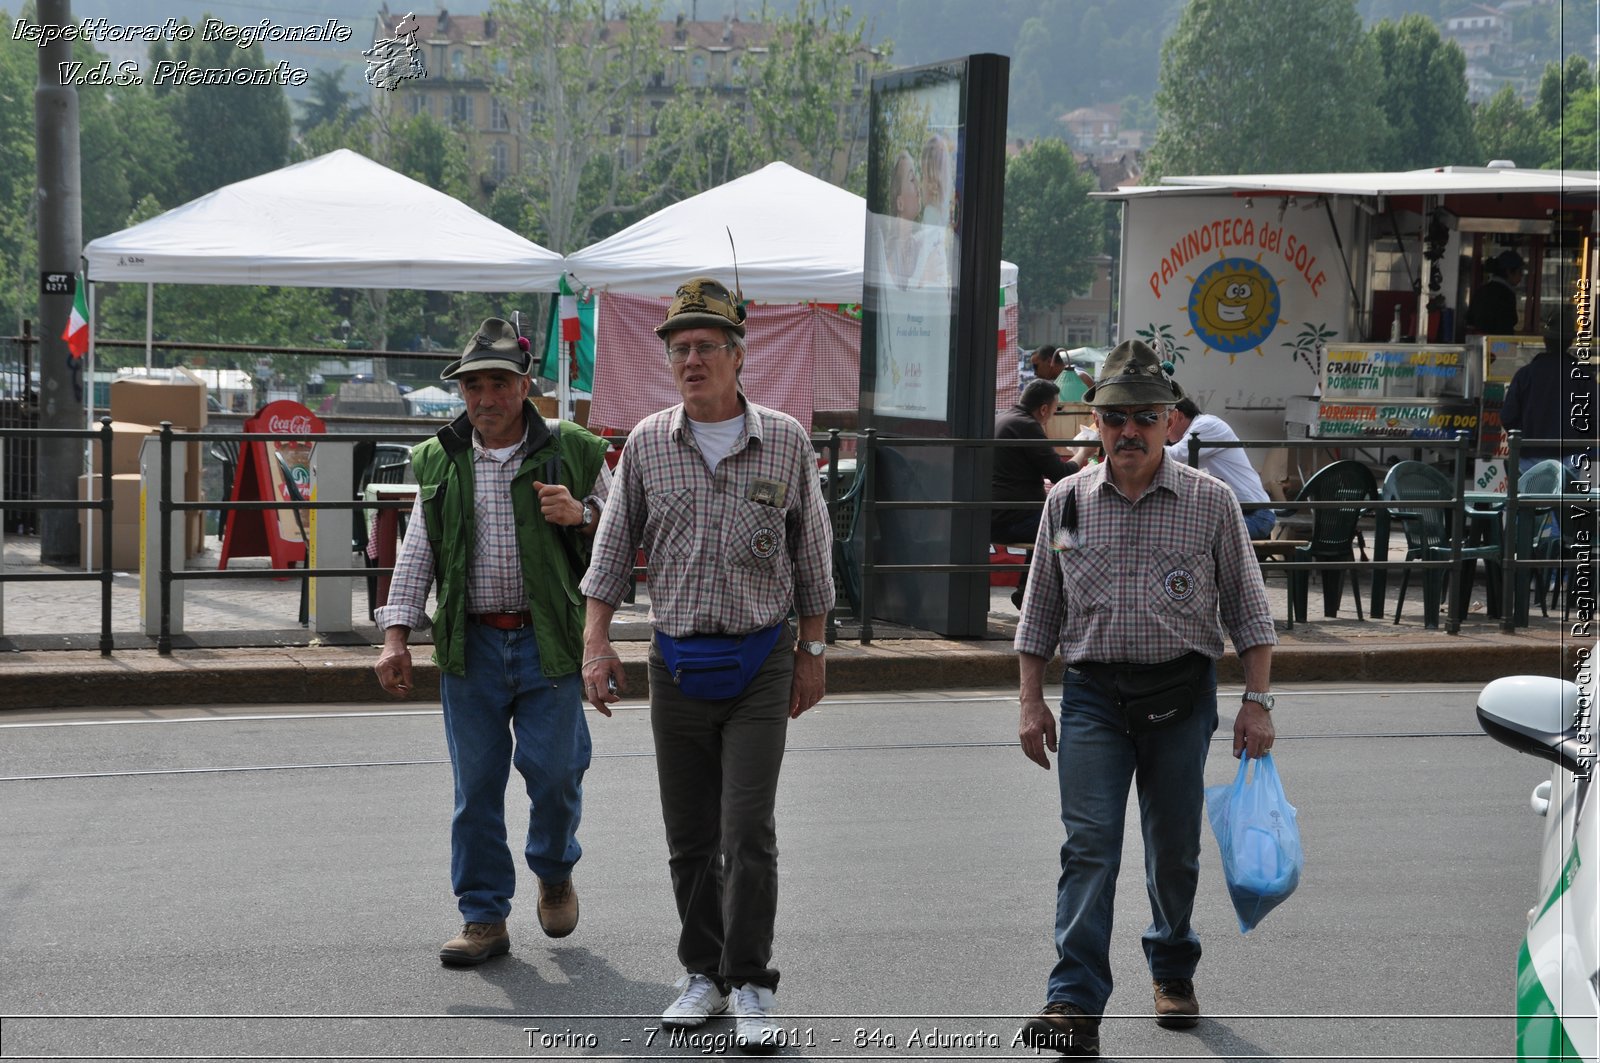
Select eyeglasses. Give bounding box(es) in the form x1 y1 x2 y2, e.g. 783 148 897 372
667 342 733 363
1097 409 1164 428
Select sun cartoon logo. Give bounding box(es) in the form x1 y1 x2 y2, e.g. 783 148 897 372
1185 257 1281 362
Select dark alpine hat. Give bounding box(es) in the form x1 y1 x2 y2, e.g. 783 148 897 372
1082 339 1184 406
655 276 747 338
440 318 532 380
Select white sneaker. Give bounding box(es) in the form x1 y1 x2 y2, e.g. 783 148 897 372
732 985 780 1054
662 973 728 1028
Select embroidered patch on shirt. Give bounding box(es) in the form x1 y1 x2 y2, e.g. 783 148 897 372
1163 568 1196 602
747 478 788 507
749 527 780 558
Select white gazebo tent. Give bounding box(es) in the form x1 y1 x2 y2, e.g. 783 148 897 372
564 161 1021 430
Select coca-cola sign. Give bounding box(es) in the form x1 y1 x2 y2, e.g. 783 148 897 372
267 414 314 434
245 400 324 438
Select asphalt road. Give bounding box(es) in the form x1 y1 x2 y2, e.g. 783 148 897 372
0 683 1548 1062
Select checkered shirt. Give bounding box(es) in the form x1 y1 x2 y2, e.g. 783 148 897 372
375 422 612 630
581 398 836 637
1014 456 1277 665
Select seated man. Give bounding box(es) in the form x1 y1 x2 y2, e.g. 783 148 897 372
993 379 1081 607
1165 397 1277 538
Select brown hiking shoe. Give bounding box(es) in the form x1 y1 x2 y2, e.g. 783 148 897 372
1153 977 1200 1028
1019 1001 1100 1056
439 921 509 967
538 878 579 938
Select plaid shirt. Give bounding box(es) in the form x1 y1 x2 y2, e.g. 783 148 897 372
581 399 835 637
1014 455 1276 664
375 421 612 629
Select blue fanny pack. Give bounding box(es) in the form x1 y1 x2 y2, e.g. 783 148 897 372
655 622 784 700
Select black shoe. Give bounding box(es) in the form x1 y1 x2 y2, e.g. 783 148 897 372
1011 587 1025 609
1019 1001 1100 1056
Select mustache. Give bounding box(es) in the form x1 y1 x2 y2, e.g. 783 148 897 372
1114 438 1148 453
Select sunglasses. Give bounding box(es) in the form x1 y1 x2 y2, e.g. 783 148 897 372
1097 409 1164 428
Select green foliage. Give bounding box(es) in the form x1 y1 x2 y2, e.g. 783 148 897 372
1001 138 1104 309
1369 15 1477 169
148 25 291 204
1146 0 1385 178
298 67 364 135
0 10 38 331
1473 85 1550 169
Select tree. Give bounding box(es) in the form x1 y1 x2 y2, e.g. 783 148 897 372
1369 15 1478 170
0 11 38 332
1001 138 1104 312
298 68 364 135
1145 0 1386 178
1474 85 1549 169
148 27 292 204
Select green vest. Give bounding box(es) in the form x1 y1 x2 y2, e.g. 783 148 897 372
409 402 610 678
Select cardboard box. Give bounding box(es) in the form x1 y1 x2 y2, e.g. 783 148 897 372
109 373 208 431
78 473 143 570
89 420 156 477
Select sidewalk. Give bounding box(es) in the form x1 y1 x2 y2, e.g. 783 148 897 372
0 533 1583 710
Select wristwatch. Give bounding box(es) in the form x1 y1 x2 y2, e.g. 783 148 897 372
1242 691 1275 711
797 639 826 657
579 502 594 529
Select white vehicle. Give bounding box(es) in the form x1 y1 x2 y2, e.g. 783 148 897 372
1477 657 1599 1062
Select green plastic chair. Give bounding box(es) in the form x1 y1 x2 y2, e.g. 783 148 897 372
1283 460 1376 622
1381 461 1501 628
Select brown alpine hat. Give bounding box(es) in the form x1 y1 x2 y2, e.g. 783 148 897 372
440 317 532 380
655 276 747 338
1082 339 1184 406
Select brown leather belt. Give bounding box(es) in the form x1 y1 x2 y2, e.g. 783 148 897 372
469 611 533 630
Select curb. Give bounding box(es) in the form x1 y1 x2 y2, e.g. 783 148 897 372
0 635 1583 711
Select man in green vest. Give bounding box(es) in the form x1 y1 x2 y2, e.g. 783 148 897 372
374 317 612 967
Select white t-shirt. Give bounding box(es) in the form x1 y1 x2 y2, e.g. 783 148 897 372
689 414 745 475
1165 413 1271 505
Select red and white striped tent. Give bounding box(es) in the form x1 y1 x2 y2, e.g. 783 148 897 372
564 162 1021 432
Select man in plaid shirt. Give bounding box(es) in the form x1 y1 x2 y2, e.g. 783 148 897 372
1014 340 1278 1058
580 277 834 1054
373 318 611 968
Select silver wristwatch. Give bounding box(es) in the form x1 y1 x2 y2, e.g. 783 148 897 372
797 639 826 657
1242 691 1275 711
580 502 594 528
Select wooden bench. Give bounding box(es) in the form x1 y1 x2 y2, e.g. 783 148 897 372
1252 539 1308 561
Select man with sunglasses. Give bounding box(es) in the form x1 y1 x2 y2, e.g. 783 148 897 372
1013 339 1278 1057
579 277 834 1053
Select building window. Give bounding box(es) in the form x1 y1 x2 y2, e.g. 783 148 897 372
453 95 474 126
490 142 510 183
690 53 707 87
490 97 509 131
451 49 466 79
407 93 429 117
433 44 447 74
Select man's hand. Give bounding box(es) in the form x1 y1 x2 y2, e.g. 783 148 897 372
375 630 414 698
1233 701 1276 760
789 652 825 718
580 639 623 718
1019 691 1058 769
532 480 583 526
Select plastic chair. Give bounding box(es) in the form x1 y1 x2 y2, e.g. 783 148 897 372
832 470 865 615
273 452 311 628
1380 461 1500 628
1281 460 1377 622
1516 459 1588 615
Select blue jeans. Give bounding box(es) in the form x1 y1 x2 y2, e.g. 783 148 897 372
1243 507 1277 539
439 621 592 923
1047 662 1219 1015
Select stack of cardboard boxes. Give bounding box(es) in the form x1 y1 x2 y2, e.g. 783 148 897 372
78 371 208 569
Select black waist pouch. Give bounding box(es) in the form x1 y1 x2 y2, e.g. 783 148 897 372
1080 652 1209 732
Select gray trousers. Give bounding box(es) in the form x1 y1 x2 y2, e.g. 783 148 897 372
648 631 793 991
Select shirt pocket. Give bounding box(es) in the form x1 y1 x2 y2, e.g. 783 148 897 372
645 488 696 560
1056 542 1118 613
727 499 789 571
1149 550 1213 618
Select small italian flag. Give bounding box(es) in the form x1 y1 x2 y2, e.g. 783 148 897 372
62 275 89 360
558 275 581 343
997 283 1010 351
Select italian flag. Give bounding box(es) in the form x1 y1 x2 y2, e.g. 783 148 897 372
62 276 88 360
558 275 581 343
997 283 1010 351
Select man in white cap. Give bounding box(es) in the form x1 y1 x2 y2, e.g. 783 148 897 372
1014 339 1277 1057
579 277 834 1054
374 317 612 967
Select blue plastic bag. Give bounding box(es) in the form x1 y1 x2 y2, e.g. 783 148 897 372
1205 752 1303 933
